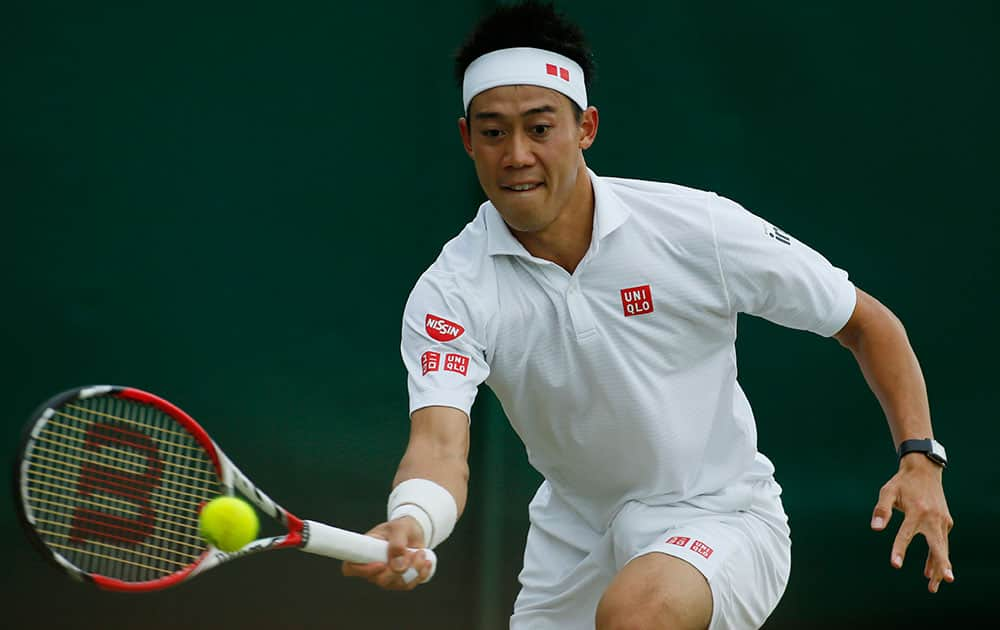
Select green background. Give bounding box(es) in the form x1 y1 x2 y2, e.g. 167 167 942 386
3 1 995 627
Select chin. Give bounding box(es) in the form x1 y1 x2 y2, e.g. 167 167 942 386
498 211 551 233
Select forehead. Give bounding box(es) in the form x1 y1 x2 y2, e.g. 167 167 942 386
468 84 571 118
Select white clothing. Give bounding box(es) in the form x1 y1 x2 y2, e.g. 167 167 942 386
401 170 856 531
510 475 792 629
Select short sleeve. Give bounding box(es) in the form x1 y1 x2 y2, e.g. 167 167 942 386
401 271 491 418
710 195 857 337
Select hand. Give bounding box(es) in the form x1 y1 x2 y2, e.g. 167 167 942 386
871 454 955 593
341 516 434 591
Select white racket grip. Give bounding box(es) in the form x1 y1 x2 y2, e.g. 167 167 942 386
301 520 437 583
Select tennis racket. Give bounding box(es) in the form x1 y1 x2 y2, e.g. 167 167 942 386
14 385 437 592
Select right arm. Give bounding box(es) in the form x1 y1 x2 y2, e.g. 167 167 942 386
341 405 470 590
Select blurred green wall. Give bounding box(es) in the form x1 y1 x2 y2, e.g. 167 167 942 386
4 1 995 628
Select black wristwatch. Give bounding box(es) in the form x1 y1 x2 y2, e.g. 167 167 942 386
897 438 947 468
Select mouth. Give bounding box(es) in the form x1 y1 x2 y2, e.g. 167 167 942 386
501 182 544 193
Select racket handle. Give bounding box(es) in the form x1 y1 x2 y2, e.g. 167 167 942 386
301 519 438 583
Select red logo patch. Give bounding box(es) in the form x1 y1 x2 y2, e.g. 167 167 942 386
421 351 440 375
665 536 690 547
690 540 714 559
545 63 571 82
443 353 469 376
426 314 465 342
620 284 654 317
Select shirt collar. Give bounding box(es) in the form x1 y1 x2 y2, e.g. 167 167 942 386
484 168 632 258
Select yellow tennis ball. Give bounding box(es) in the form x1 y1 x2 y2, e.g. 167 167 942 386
198 496 259 552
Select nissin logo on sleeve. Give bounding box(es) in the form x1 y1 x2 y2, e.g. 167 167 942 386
425 314 465 342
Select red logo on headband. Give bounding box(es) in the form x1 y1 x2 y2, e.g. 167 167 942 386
545 64 570 82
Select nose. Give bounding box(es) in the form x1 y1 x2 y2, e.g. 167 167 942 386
503 130 535 169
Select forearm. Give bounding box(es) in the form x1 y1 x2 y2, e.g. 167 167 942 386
393 442 469 518
836 290 933 448
841 295 954 593
391 405 471 519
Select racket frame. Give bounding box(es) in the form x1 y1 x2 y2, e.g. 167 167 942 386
15 385 434 592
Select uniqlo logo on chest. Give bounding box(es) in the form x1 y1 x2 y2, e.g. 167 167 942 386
421 351 440 375
665 536 690 547
426 314 465 342
444 353 469 376
690 540 714 559
620 284 654 317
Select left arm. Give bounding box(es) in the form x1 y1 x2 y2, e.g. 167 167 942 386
833 287 955 593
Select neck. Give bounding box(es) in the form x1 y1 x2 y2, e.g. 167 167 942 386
512 165 595 274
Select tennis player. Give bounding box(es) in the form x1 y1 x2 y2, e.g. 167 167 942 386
343 3 954 628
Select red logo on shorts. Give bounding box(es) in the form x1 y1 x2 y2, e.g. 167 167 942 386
666 536 690 547
426 314 465 342
690 540 714 559
620 284 654 317
444 353 469 376
421 351 440 375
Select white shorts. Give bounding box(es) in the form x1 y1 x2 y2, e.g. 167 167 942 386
510 479 792 630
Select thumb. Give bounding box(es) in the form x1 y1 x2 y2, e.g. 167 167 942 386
871 484 896 531
385 518 417 571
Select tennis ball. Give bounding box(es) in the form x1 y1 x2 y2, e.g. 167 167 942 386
198 496 259 552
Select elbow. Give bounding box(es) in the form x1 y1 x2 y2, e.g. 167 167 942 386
833 288 906 351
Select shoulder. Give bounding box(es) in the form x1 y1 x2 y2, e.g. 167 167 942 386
601 174 716 203
405 205 497 329
599 174 724 237
415 204 493 292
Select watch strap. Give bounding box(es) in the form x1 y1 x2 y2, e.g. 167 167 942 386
898 438 947 468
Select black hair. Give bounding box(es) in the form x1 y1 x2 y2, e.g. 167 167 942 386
455 1 594 118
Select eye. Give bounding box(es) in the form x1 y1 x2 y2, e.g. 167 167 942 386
531 124 552 136
481 128 504 138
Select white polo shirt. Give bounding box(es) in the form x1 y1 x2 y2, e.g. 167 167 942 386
402 170 856 530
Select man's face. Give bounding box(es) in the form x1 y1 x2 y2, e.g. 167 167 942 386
459 85 597 233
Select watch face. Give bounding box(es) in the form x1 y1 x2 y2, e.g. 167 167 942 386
930 440 947 462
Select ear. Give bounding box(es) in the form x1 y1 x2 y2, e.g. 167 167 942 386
578 106 599 150
458 117 474 158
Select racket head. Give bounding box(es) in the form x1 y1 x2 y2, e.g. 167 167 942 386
14 386 226 591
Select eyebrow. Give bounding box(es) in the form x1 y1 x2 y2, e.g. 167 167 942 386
473 105 558 120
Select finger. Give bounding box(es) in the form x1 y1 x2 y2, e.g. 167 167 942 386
397 551 434 590
342 561 386 578
418 550 433 581
396 548 424 578
400 550 422 584
407 550 433 584
374 568 402 590
373 563 423 592
890 518 918 568
401 566 419 584
385 523 412 573
871 485 896 531
925 535 954 593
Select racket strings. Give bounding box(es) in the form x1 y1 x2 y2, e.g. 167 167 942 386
28 467 205 518
23 395 220 582
28 487 205 540
46 415 211 464
31 438 218 492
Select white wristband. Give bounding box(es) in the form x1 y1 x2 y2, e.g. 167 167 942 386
387 479 458 550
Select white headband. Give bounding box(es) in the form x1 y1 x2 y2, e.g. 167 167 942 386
462 47 587 112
